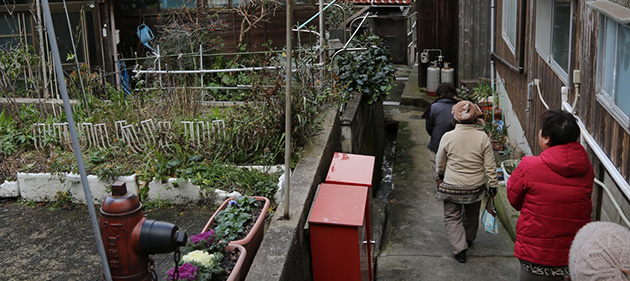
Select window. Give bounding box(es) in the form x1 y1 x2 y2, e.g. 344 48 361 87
598 16 630 127
535 0 572 80
0 14 34 48
51 12 88 64
502 0 518 54
160 0 195 9
0 7 98 66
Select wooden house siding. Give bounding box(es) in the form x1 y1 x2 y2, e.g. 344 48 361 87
494 0 519 69
576 1 630 181
417 0 458 87
498 0 630 224
457 0 491 82
417 0 490 87
496 0 630 173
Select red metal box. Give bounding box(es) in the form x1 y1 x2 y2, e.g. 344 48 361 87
308 183 371 281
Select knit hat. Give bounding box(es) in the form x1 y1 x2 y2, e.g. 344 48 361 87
452 100 482 123
569 221 630 281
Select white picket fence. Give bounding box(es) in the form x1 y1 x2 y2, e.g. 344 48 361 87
32 118 225 151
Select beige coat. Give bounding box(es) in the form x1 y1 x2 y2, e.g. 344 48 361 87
436 124 499 189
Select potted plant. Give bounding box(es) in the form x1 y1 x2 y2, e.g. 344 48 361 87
457 85 475 101
481 121 508 151
166 229 247 281
472 81 493 104
202 196 270 275
501 159 520 182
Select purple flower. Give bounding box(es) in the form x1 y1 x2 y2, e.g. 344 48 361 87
167 263 198 281
228 199 240 207
189 229 215 245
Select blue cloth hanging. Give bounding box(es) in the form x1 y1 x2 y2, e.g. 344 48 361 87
137 24 155 52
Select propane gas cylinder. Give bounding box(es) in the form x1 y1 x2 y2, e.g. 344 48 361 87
427 61 440 95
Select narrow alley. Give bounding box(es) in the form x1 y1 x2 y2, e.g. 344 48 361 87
373 64 519 280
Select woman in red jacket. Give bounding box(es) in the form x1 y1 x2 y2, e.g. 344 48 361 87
507 109 594 281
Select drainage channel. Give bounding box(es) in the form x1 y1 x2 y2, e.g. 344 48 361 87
376 121 399 200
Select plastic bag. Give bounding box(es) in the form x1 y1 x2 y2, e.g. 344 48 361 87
481 197 498 234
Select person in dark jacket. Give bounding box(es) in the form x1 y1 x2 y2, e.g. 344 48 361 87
422 82 459 187
507 109 594 281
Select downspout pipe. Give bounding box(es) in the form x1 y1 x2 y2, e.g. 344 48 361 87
518 0 526 71
490 0 526 74
491 52 524 74
40 0 112 279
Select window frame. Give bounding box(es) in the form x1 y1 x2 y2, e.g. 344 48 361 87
596 15 630 131
0 13 35 48
502 0 518 55
535 0 573 83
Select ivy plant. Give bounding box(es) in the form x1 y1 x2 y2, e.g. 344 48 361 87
335 34 396 104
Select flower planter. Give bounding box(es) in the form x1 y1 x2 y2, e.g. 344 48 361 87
202 196 270 277
225 244 247 281
493 108 503 121
491 140 504 151
478 101 493 112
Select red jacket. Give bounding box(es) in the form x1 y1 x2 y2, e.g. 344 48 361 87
507 142 594 266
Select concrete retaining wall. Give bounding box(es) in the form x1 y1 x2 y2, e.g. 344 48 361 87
3 169 279 205
147 178 242 204
246 107 341 281
13 173 138 204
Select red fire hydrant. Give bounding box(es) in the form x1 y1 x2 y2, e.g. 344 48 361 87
99 182 187 281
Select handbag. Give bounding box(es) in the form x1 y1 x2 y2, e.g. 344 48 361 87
481 196 498 234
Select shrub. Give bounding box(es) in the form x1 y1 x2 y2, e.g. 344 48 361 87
335 34 396 104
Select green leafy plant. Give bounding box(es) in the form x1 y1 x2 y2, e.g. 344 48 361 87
456 86 475 101
85 148 137 183
0 106 37 157
325 1 354 28
1 21 332 209
502 159 520 175
0 43 41 101
214 196 258 242
49 190 73 210
472 81 493 103
481 121 509 150
335 34 396 104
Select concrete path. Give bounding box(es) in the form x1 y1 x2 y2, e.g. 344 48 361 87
375 65 520 280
